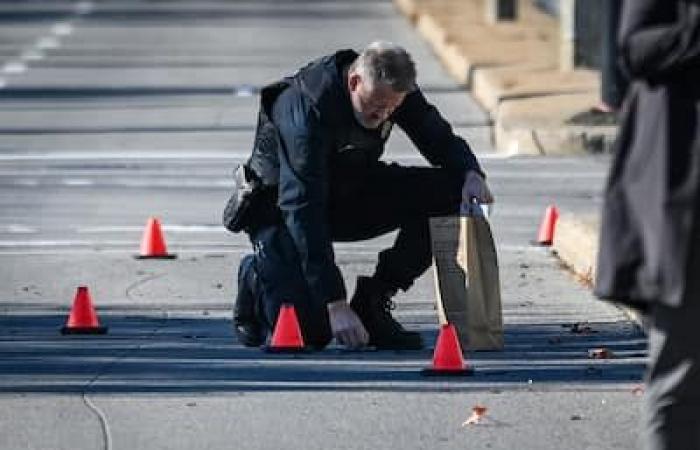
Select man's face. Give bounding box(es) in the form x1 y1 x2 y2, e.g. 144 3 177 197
348 71 406 129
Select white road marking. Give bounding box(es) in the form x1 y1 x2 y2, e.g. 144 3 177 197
20 49 46 62
0 151 250 161
35 36 61 50
76 225 226 233
2 61 27 74
62 178 95 186
0 151 506 162
0 238 543 255
52 23 74 36
1 225 38 234
234 85 255 97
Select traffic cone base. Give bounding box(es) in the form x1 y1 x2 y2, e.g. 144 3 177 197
263 344 310 354
61 286 107 335
134 253 177 260
421 324 474 377
134 217 177 259
421 366 474 376
263 303 307 353
61 325 108 335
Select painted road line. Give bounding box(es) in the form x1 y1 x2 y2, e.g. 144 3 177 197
52 23 74 37
0 225 39 234
35 36 61 51
20 49 46 62
0 169 605 180
0 151 506 162
0 151 252 161
62 178 95 186
2 62 27 75
76 225 226 233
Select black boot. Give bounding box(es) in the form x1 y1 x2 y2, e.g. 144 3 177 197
233 255 266 347
350 276 424 350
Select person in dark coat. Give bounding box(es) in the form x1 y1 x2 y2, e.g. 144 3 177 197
595 0 700 448
227 42 493 351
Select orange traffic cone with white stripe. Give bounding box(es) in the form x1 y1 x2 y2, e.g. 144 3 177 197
135 217 176 259
61 286 107 335
422 324 473 376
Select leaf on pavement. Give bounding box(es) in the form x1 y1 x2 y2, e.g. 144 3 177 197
631 385 644 396
588 348 614 359
462 405 488 426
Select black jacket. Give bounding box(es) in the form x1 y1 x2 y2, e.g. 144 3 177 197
246 49 483 305
595 0 700 309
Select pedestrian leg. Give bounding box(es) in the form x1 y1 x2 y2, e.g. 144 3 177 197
643 304 700 450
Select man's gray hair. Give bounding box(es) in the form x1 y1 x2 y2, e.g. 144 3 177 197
351 41 416 93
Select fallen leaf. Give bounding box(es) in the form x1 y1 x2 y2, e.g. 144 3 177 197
588 348 614 359
462 405 488 426
631 385 645 396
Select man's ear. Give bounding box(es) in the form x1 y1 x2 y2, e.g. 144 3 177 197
348 72 361 92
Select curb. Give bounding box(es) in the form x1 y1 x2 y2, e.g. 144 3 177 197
552 212 644 327
393 0 618 155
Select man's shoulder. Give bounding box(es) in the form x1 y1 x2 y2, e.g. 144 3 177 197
292 49 356 107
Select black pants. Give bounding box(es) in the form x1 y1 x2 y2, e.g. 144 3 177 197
643 303 700 450
242 162 464 347
601 0 628 109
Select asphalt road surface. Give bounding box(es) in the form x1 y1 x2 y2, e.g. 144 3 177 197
0 2 645 449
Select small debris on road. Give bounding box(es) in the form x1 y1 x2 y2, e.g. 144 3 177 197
588 348 614 359
568 322 596 334
462 405 488 426
632 385 645 396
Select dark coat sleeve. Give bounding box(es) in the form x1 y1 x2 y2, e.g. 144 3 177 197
619 0 700 79
271 87 347 305
392 89 484 177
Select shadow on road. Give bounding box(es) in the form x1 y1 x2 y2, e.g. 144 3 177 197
0 314 647 394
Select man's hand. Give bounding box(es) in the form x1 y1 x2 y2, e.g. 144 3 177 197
462 170 494 205
327 300 369 349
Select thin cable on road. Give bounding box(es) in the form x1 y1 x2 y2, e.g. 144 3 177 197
81 393 113 450
79 308 171 450
125 272 166 301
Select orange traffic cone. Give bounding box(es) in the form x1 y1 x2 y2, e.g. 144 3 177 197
61 286 107 334
135 217 176 259
535 205 559 246
422 324 473 376
264 303 306 353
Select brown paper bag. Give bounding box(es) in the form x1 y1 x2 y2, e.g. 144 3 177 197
429 215 504 351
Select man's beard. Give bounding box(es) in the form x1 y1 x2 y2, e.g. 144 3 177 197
353 109 381 129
